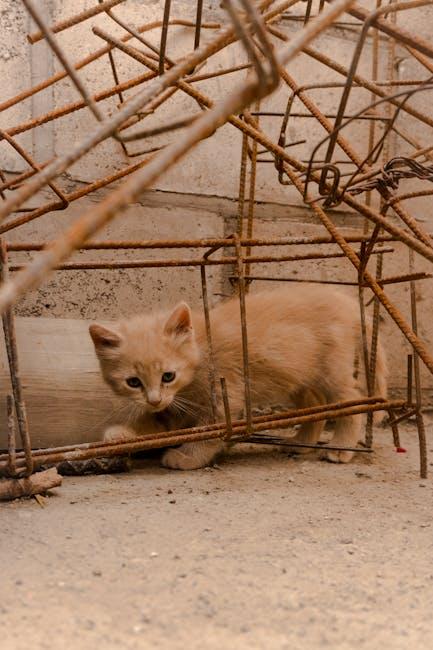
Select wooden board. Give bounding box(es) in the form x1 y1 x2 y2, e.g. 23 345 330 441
0 318 124 448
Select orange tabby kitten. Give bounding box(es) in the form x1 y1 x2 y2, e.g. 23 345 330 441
89 286 387 470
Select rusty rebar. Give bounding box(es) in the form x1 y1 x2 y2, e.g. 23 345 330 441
27 0 127 44
0 0 283 225
0 0 355 312
220 377 234 441
0 398 405 473
1 234 411 252
1 0 433 482
23 0 105 123
6 247 395 273
234 234 253 435
6 394 17 478
0 241 32 476
409 249 428 478
200 265 218 421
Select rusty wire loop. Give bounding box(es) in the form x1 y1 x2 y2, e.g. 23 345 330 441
317 0 433 193
302 83 433 206
348 156 433 196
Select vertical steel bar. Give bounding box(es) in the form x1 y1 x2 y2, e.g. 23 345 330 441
159 0 172 75
237 130 249 238
234 234 253 435
407 354 413 406
409 248 427 478
245 101 259 288
194 0 204 49
6 394 17 477
200 265 218 421
22 0 104 122
365 250 383 444
220 377 234 440
387 407 401 448
358 244 373 447
304 0 314 24
0 241 33 475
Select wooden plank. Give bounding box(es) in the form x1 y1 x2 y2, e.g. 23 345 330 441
0 317 123 448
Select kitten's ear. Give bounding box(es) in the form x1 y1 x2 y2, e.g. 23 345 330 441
164 302 193 338
89 324 122 350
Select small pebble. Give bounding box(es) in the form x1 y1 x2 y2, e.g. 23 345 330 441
150 552 158 558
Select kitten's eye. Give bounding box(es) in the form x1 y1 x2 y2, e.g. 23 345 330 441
126 376 142 389
162 372 176 383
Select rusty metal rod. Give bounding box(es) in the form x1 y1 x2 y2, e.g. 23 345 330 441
6 249 393 272
0 0 357 313
23 0 104 123
6 394 17 477
0 242 32 476
1 399 405 472
0 156 154 235
27 0 127 44
1 396 392 462
0 0 281 224
2 234 406 252
2 18 220 114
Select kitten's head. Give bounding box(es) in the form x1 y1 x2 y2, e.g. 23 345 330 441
89 302 200 414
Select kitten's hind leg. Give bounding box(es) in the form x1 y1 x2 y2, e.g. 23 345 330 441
323 387 362 464
161 439 226 470
285 389 326 455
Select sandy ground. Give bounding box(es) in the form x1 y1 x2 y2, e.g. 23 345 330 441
1 420 433 650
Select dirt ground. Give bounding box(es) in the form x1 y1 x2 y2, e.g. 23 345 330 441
1 420 433 650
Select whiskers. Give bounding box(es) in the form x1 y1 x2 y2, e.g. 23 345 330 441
88 399 149 437
125 401 148 426
170 395 201 419
86 401 132 437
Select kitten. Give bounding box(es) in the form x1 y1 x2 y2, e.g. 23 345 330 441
89 286 387 470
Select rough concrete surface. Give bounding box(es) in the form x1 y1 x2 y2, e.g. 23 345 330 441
2 421 433 650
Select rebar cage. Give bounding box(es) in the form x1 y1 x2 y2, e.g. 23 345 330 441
1 0 433 499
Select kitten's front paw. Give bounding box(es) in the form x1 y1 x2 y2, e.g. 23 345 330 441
322 449 354 463
161 448 207 470
104 425 136 443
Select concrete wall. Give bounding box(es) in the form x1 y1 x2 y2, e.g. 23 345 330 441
1 0 433 406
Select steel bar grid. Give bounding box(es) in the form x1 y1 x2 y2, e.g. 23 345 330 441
1 0 433 496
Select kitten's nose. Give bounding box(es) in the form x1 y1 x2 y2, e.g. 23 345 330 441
148 392 162 407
